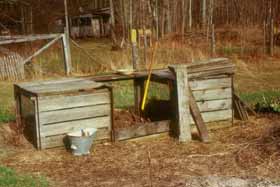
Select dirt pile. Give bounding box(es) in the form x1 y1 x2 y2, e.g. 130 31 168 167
114 109 148 129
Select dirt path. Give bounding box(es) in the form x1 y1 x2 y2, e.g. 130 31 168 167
1 116 280 186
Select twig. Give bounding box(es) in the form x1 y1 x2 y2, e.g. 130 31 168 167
147 149 153 187
187 151 232 158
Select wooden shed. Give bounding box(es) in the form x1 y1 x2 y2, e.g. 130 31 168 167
14 78 113 149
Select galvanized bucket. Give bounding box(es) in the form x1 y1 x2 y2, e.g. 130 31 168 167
67 128 97 156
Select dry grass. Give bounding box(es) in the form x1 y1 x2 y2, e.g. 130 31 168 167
1 116 280 186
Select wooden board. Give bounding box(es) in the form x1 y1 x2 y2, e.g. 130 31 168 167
114 120 170 141
40 128 110 149
197 99 232 112
193 88 232 101
38 91 110 112
40 116 111 137
17 78 106 96
190 109 232 124
189 90 209 142
39 104 111 125
189 77 232 91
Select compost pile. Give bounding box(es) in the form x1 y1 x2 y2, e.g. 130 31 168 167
114 109 149 129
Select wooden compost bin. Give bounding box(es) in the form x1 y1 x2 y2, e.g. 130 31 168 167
14 78 113 149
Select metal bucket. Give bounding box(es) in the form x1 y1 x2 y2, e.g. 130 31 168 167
67 128 97 156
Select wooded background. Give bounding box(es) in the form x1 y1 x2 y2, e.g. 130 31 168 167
2 0 280 36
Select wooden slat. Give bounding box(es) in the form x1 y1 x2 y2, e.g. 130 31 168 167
28 81 104 95
114 120 170 141
197 99 232 112
190 109 232 124
40 116 111 137
40 128 110 149
38 91 110 112
18 79 105 95
189 77 232 91
19 77 89 87
189 90 209 142
0 34 61 45
193 88 232 101
39 104 111 125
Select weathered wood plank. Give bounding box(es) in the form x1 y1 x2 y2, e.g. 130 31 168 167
169 65 192 142
115 120 170 141
197 99 232 112
193 88 232 101
0 34 61 45
40 128 110 149
40 116 111 137
189 77 232 91
189 90 209 142
28 81 104 94
39 104 111 125
38 92 110 112
18 79 105 95
190 109 232 124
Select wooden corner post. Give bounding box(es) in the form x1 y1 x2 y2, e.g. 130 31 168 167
63 0 72 75
62 34 72 75
169 65 192 142
131 29 143 115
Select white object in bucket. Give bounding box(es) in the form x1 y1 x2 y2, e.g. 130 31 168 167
67 128 97 156
67 128 97 137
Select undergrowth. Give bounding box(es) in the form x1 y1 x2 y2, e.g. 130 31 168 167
240 90 280 113
0 108 15 124
0 166 48 187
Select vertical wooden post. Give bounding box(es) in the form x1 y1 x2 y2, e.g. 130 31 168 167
169 65 192 143
14 86 22 135
64 0 72 75
131 29 142 115
62 34 72 75
211 24 216 57
131 29 139 69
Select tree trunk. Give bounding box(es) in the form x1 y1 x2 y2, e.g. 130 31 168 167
109 0 117 45
188 0 192 30
182 0 186 36
201 0 207 28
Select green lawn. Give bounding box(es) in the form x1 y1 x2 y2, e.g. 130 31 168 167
0 166 48 187
0 82 15 124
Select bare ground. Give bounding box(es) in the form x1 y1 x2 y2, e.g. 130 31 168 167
0 115 280 186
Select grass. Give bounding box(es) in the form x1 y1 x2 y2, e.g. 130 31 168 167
240 90 280 112
0 166 48 187
113 81 170 108
0 108 15 124
0 82 15 124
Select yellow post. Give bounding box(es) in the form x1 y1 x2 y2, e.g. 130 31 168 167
131 29 137 44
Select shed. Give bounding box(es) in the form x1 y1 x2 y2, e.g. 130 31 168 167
14 78 113 149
